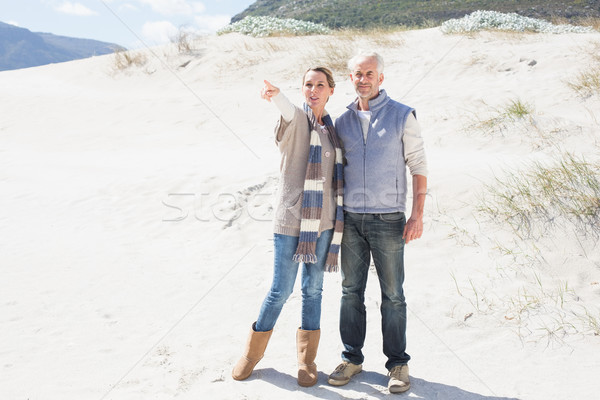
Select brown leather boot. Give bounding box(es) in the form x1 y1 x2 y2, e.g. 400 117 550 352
232 322 273 381
296 328 321 387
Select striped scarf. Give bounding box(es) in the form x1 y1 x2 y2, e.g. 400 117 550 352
292 104 344 272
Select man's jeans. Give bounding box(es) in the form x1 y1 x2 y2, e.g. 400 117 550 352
255 229 334 332
339 211 410 370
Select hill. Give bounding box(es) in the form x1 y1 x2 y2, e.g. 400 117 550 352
232 0 600 28
0 21 123 71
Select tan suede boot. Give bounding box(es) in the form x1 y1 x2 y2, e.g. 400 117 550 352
232 322 273 381
296 328 321 387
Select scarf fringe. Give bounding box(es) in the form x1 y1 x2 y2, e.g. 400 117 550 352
325 264 339 273
292 253 318 264
325 252 340 272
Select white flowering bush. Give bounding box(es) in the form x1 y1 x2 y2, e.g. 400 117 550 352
441 10 594 34
217 16 330 37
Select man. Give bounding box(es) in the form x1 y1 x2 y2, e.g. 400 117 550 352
328 52 428 394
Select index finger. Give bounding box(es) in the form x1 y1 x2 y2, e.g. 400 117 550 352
264 80 275 90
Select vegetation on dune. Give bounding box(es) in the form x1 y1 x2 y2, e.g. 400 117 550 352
441 10 595 33
466 153 600 340
232 0 600 30
217 16 330 37
479 153 600 241
218 11 596 38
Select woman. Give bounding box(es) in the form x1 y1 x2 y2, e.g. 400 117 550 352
232 67 344 387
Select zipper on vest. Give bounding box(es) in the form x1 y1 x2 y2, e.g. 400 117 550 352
362 123 368 213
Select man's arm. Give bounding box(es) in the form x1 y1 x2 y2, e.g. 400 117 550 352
402 112 427 244
403 174 427 244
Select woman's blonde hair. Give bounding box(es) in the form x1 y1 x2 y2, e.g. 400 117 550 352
302 66 336 88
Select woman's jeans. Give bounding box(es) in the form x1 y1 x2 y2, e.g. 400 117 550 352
339 211 410 370
255 228 334 332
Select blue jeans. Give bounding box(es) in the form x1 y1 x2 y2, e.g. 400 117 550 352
339 211 410 370
255 229 334 332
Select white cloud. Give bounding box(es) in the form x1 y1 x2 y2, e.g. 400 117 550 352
138 0 205 15
56 1 98 16
142 20 178 44
194 14 230 33
7 21 20 27
119 3 139 12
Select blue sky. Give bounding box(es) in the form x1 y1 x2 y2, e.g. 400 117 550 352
0 0 256 48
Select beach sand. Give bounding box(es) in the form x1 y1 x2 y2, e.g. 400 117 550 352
1 27 599 399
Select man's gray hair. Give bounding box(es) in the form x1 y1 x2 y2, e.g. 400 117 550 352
348 51 384 73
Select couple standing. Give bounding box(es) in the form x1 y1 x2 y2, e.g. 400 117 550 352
232 51 428 394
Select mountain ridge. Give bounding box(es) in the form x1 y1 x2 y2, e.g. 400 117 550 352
0 21 124 71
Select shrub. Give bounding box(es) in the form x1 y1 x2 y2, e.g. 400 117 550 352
441 10 595 34
217 16 330 37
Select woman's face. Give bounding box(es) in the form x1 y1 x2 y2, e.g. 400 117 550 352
302 70 334 111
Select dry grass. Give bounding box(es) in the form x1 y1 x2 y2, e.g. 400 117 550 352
236 36 289 53
213 35 290 73
300 37 356 78
332 26 407 47
569 69 600 96
213 30 406 80
567 41 600 97
552 16 600 31
302 28 406 78
446 150 600 343
467 98 535 135
111 49 148 71
479 152 600 240
446 29 536 42
582 17 600 31
170 28 194 54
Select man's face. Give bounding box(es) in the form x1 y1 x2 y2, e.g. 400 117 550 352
350 56 384 101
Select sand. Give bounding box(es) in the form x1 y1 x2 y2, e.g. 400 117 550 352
1 27 599 399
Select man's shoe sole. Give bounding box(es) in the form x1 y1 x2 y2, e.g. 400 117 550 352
389 382 410 393
327 369 361 386
328 376 352 386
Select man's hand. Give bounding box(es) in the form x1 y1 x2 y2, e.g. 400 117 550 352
403 175 427 245
403 216 423 244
